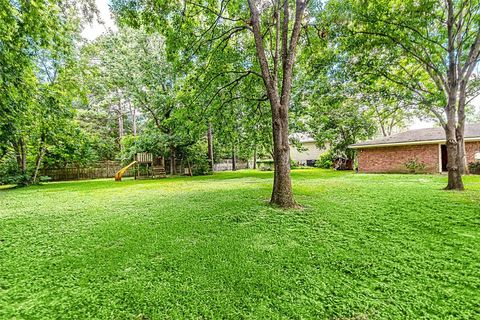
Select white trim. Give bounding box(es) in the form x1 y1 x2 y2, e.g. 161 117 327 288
350 137 480 149
438 143 442 173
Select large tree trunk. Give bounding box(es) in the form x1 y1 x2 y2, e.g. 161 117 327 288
247 0 305 208
445 139 464 190
444 6 465 191
207 123 214 171
268 107 295 206
270 102 294 207
445 111 464 190
456 79 468 175
444 98 464 190
456 132 466 175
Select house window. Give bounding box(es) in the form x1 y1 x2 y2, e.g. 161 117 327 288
475 152 480 161
306 160 316 167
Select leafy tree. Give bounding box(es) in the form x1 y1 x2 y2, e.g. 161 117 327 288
111 0 316 207
353 78 416 137
83 27 216 173
0 0 97 184
293 26 394 161
308 97 377 161
330 0 480 190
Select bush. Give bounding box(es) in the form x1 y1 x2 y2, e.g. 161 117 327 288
40 176 52 182
405 157 426 173
192 159 212 176
290 160 302 169
315 152 333 169
468 161 480 174
0 174 31 186
183 142 213 176
0 153 31 185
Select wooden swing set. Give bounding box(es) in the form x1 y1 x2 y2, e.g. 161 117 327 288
114 152 166 181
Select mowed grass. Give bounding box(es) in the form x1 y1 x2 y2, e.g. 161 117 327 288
1 169 479 319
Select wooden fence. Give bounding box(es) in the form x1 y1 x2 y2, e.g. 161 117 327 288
40 158 252 182
40 161 134 181
213 159 249 171
165 159 249 173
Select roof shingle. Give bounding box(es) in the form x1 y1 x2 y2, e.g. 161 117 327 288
350 123 480 148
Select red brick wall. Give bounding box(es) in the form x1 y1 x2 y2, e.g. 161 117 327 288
465 141 480 165
357 144 440 173
357 141 480 173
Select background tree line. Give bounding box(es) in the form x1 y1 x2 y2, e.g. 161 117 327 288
2 0 480 203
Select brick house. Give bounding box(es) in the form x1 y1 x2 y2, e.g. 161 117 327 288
350 124 480 173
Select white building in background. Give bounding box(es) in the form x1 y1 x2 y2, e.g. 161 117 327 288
289 134 327 166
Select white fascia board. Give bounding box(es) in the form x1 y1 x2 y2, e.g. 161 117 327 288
350 137 480 149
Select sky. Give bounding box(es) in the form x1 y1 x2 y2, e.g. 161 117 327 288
81 0 478 130
81 0 117 40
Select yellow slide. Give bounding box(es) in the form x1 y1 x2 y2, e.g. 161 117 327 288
115 161 137 181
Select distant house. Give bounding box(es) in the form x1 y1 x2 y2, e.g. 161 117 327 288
289 134 326 166
350 124 480 173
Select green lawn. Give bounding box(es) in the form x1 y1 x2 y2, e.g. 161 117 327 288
1 169 479 319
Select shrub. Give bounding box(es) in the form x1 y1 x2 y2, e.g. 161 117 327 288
192 159 212 176
405 157 426 173
290 160 304 169
0 174 31 186
40 176 52 182
182 141 213 176
315 152 333 169
0 153 32 186
468 161 480 174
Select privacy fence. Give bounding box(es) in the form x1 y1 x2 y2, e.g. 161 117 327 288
39 161 134 182
41 159 251 182
213 159 249 171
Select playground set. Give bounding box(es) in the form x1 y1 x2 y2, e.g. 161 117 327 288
115 152 166 181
